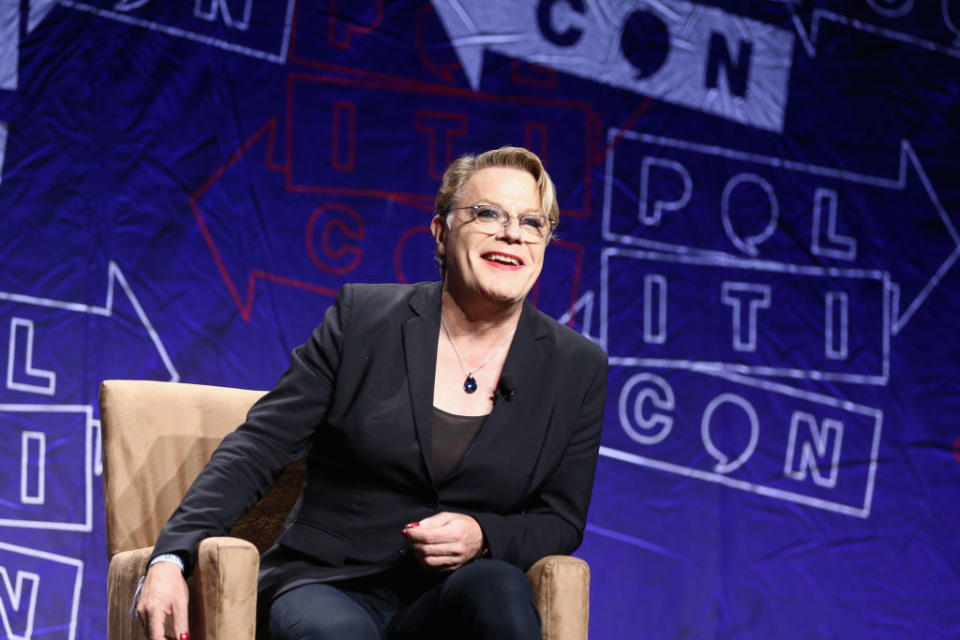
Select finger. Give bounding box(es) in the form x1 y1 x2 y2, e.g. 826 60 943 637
421 552 466 570
135 607 149 639
403 517 464 543
411 541 468 558
410 547 459 565
403 527 458 546
401 525 429 542
134 605 148 638
415 512 458 529
146 607 166 640
401 524 433 543
171 591 190 639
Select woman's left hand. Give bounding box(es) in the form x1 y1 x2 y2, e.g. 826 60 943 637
401 512 485 571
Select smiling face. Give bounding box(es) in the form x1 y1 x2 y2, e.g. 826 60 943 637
432 166 547 313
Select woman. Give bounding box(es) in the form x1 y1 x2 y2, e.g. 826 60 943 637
136 146 608 639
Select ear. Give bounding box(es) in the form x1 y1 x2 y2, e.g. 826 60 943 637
430 214 447 258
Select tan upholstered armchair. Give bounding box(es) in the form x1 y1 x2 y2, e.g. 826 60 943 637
101 380 590 639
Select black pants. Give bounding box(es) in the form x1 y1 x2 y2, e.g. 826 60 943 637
267 560 541 640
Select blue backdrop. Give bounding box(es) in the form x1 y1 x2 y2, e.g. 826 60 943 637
1 1 959 638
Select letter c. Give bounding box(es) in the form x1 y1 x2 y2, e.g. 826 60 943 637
537 0 585 47
618 373 675 445
305 203 364 274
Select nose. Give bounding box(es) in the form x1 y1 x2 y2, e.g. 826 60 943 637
498 214 523 242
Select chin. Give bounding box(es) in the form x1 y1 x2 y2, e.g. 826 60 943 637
479 283 530 306
450 261 539 306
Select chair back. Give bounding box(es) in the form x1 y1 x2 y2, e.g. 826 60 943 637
100 380 304 557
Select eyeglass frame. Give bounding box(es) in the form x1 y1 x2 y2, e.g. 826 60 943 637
448 204 557 242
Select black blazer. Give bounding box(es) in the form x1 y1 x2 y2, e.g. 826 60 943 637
154 282 608 597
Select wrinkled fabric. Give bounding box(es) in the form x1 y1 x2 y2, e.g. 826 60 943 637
1 1 958 638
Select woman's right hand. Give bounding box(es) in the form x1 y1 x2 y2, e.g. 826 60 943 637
135 561 190 640
401 512 485 571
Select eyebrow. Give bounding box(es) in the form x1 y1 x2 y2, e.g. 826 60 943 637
473 200 543 215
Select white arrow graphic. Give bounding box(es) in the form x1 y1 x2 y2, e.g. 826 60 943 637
430 0 795 131
603 130 960 334
0 0 60 91
0 261 180 383
557 289 598 342
0 0 18 91
787 4 960 59
28 0 58 32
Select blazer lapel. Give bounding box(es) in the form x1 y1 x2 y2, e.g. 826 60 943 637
402 283 443 486
445 300 550 481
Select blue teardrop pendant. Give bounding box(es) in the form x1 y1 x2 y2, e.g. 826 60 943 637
463 375 478 393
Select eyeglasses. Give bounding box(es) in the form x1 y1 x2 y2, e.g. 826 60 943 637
451 204 556 242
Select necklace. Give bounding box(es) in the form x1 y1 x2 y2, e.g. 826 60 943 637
441 317 514 394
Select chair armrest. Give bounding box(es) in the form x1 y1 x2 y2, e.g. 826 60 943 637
526 555 590 640
192 537 260 640
108 547 153 640
106 538 260 640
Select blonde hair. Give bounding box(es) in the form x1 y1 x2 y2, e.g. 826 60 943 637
434 146 559 272
436 146 558 224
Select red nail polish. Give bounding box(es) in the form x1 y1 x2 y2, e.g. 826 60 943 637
404 522 420 529
180 633 190 640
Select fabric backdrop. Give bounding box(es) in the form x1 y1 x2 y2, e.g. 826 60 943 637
1 1 958 638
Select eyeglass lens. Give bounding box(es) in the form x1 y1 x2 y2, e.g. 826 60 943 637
469 205 551 239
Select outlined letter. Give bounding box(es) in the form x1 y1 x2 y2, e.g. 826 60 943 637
6 318 56 396
619 373 675 445
194 0 253 31
785 411 844 488
414 111 468 179
811 188 857 261
0 568 39 640
721 282 771 352
305 203 364 274
20 432 45 506
524 122 549 164
643 274 667 344
331 101 356 171
868 0 914 18
640 157 692 226
825 291 849 360
701 393 759 474
945 0 960 41
721 173 778 256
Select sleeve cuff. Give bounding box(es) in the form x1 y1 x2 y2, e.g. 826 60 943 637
148 552 185 574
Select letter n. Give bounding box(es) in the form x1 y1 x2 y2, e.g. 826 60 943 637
0 568 40 640
705 31 752 97
784 411 844 489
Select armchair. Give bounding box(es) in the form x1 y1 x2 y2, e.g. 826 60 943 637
101 380 590 639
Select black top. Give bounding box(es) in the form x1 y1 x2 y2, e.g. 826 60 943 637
431 406 487 482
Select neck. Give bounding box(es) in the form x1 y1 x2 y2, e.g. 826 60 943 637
440 284 523 338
